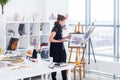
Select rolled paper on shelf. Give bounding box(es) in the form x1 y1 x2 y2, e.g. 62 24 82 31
74 26 77 33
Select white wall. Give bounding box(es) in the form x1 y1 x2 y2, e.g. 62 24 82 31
0 0 46 20
5 0 40 16
45 0 69 20
0 0 69 20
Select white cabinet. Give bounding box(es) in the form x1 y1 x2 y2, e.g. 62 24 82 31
4 21 54 51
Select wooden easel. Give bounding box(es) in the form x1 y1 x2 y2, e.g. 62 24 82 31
68 22 85 63
68 22 86 80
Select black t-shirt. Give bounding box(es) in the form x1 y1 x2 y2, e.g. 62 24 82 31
51 26 62 40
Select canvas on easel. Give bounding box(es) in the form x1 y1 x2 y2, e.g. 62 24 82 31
82 25 95 43
68 33 85 48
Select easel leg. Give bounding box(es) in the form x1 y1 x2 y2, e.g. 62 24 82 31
74 67 76 80
88 41 91 64
83 61 85 78
90 39 96 62
76 48 78 61
88 38 97 64
68 48 73 63
78 48 80 56
79 65 82 80
76 48 80 61
81 48 85 61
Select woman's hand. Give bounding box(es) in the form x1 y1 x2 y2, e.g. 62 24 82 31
60 39 68 42
65 35 71 39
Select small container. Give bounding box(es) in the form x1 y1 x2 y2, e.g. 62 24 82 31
37 53 41 62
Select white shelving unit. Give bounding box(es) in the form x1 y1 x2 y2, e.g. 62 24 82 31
5 21 54 51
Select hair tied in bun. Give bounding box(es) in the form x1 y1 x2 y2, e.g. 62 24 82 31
57 14 65 21
58 14 61 17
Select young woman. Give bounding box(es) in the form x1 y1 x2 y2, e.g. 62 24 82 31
49 14 70 80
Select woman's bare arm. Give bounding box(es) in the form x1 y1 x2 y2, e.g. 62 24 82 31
49 32 68 43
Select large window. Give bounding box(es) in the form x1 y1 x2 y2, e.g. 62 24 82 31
69 0 85 24
91 0 114 25
119 0 120 55
119 28 120 56
119 0 120 23
68 0 120 61
91 0 114 57
91 27 114 56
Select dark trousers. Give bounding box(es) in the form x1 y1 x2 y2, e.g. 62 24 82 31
51 49 67 80
52 70 67 80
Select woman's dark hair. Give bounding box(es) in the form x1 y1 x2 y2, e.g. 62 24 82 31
57 14 65 22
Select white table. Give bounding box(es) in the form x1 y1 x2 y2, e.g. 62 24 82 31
0 61 74 80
